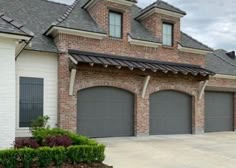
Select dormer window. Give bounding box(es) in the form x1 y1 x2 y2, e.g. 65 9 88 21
163 23 174 46
109 11 122 38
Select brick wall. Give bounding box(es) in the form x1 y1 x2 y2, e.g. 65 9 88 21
141 13 181 49
54 0 209 136
56 56 205 135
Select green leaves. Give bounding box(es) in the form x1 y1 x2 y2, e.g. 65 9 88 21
0 145 105 168
32 128 98 146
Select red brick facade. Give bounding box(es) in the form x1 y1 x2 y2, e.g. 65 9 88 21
54 0 235 136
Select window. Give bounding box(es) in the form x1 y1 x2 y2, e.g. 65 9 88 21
162 23 174 46
109 11 122 38
19 77 44 127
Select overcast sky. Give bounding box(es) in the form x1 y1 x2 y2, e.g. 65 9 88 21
51 0 236 51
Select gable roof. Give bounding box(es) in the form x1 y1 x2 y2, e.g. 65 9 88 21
0 13 33 37
0 0 68 52
206 49 236 76
0 0 212 53
47 0 105 34
136 0 186 19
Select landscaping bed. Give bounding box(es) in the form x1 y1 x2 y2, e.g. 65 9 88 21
0 116 112 168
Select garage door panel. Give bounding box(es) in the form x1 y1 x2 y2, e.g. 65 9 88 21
150 90 192 135
78 87 134 138
205 91 234 132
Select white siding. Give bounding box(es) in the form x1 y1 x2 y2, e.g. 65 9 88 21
0 38 16 148
16 50 58 137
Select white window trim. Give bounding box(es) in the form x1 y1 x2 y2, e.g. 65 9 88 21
162 23 173 46
109 11 122 38
128 35 161 48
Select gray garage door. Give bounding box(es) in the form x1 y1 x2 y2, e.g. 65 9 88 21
77 87 134 138
150 90 192 135
205 91 234 132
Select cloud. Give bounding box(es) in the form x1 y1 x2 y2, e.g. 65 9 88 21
50 0 236 51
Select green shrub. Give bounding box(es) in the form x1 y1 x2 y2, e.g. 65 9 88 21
30 115 50 132
0 145 105 168
32 128 97 146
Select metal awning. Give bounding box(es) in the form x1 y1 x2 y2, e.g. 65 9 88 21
69 50 215 77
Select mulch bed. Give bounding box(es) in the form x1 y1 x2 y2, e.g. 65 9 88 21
61 163 113 168
1 163 113 168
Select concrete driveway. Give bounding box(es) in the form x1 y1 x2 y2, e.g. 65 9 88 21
98 132 236 168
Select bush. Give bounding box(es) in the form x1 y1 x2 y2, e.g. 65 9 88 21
32 128 97 146
44 135 73 147
30 115 50 132
0 145 105 168
14 138 39 149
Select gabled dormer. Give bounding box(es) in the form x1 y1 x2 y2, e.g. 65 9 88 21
83 0 137 40
136 0 186 48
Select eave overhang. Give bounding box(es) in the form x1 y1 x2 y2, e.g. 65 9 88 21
128 35 161 48
0 31 34 58
178 44 213 55
136 7 185 21
45 26 107 40
83 0 136 9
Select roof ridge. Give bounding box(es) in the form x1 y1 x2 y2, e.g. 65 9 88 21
52 0 80 26
0 13 34 36
181 31 213 50
157 0 186 15
39 0 69 6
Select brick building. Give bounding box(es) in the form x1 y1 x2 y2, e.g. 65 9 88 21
0 0 235 148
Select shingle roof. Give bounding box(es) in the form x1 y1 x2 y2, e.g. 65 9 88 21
0 0 212 53
69 49 215 77
136 0 186 19
0 0 68 52
0 13 34 37
129 6 161 43
180 32 213 51
206 49 236 76
48 0 105 34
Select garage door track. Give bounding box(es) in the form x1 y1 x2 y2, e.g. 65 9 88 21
98 132 236 168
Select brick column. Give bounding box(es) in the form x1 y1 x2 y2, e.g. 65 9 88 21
135 96 149 136
58 53 77 133
193 95 205 134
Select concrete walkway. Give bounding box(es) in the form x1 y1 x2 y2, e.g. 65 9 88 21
98 132 236 168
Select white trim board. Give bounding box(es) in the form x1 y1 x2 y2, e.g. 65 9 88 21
84 0 136 9
0 33 31 41
106 0 136 6
212 74 236 80
178 44 213 55
137 8 185 21
128 35 161 48
46 26 107 40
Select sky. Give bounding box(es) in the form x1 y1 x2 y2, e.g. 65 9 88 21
51 0 236 51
